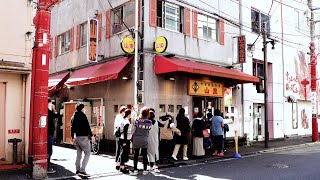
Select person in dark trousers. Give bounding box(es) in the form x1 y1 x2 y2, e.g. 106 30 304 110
71 103 95 176
114 106 127 170
211 109 224 157
119 109 132 174
132 107 152 175
48 99 57 174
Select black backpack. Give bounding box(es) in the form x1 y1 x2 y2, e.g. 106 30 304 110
115 127 122 137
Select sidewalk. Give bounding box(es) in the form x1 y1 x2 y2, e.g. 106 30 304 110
0 135 317 180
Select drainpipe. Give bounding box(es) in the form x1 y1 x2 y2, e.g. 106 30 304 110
21 74 27 163
280 0 285 138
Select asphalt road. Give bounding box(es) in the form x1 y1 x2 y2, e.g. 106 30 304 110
133 144 320 180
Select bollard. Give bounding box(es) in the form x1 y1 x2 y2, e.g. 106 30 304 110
8 138 22 165
232 130 241 158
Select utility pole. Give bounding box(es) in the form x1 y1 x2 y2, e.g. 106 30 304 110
308 0 319 142
30 0 57 179
262 22 269 148
134 0 139 108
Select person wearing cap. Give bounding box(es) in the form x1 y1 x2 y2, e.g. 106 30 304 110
71 103 95 176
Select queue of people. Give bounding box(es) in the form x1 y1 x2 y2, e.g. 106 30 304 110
113 106 229 175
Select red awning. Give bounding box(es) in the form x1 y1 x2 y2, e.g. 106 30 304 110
49 71 70 87
66 57 132 86
155 56 259 83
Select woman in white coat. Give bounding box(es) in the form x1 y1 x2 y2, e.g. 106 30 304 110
147 109 159 172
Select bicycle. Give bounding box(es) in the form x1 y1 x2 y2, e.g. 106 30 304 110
90 125 103 154
91 134 100 154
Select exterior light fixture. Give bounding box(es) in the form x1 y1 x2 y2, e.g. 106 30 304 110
169 77 175 81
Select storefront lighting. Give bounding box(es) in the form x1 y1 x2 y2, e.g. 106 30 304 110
169 77 175 81
122 77 128 80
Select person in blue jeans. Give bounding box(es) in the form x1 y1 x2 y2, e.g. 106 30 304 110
210 109 224 157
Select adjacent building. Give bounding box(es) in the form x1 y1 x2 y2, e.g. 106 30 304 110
0 1 33 164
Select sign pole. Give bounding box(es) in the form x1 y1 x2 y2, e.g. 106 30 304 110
134 0 139 107
262 22 269 148
308 0 319 142
30 0 58 178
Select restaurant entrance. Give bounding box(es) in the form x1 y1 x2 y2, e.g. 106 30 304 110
192 96 222 119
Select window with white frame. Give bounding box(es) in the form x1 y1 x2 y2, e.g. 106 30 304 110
157 1 184 33
251 9 270 35
80 22 87 46
198 13 218 41
112 1 135 34
58 30 70 55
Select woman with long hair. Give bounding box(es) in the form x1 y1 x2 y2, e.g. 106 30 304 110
192 111 205 157
172 108 191 161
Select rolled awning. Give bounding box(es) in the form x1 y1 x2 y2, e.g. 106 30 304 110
154 56 259 83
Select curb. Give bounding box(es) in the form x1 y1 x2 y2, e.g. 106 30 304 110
157 142 319 169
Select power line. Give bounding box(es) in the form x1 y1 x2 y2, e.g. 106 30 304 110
97 0 122 40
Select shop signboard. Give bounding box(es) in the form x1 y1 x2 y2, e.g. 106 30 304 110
87 18 99 62
188 79 224 97
154 36 168 53
238 35 246 63
121 37 135 54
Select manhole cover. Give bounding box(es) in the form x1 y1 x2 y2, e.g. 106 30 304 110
272 164 289 169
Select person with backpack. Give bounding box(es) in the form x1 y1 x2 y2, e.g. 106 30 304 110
118 109 132 174
114 106 127 170
147 109 160 172
211 109 224 157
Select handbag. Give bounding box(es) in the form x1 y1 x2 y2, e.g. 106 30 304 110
202 129 210 138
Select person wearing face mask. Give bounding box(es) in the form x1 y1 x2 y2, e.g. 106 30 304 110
114 106 127 170
71 103 95 176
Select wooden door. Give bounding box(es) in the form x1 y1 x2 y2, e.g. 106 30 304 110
64 103 76 144
0 83 6 159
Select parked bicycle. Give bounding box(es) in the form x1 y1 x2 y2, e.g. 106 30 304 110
90 125 103 154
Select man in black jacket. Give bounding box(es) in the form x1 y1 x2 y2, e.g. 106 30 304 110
71 103 94 176
48 99 57 173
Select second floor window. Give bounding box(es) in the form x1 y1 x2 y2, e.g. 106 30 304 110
59 30 70 55
112 1 135 34
198 13 218 41
157 1 184 33
251 9 270 35
80 22 87 46
253 60 265 93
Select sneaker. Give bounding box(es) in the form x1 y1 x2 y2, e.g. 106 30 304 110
79 171 89 176
152 168 160 173
143 170 148 175
217 152 224 157
116 166 120 170
47 168 56 174
131 170 139 175
183 156 188 161
76 170 80 174
171 155 178 161
120 168 130 174
212 152 218 156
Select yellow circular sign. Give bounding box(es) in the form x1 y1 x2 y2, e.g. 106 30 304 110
121 37 135 54
154 36 168 53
